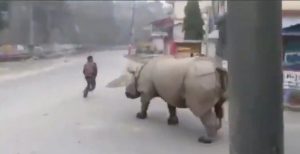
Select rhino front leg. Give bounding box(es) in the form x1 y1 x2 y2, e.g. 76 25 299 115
136 96 151 119
198 110 219 144
136 101 149 119
167 104 179 125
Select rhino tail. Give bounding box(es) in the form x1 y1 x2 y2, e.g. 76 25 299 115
215 67 228 95
214 97 225 119
214 67 228 120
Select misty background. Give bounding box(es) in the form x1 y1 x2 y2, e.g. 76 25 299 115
0 1 171 47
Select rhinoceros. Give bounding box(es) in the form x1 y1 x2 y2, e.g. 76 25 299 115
125 56 228 143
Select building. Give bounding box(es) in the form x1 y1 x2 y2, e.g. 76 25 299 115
282 10 300 65
210 0 299 15
148 17 172 53
207 1 300 55
208 0 300 32
283 24 300 64
277 1 300 109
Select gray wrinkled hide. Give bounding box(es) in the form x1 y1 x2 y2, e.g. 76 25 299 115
126 56 226 141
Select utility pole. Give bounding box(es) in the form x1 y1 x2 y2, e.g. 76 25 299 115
227 1 283 154
29 2 34 51
129 1 136 45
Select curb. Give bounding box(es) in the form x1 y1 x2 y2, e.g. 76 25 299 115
284 104 300 112
0 54 31 62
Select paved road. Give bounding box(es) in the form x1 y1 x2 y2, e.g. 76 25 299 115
0 50 299 154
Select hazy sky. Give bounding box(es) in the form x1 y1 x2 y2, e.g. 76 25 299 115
146 0 170 8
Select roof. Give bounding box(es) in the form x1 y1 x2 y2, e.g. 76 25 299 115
282 24 300 36
150 17 173 29
174 40 202 43
282 32 300 36
151 32 168 37
172 22 183 28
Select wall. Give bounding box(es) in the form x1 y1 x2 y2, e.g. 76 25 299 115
152 37 164 52
172 24 184 41
283 1 300 10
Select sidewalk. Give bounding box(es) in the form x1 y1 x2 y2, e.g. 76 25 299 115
0 48 126 83
0 56 82 83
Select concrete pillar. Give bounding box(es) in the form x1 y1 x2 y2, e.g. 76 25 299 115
227 1 284 154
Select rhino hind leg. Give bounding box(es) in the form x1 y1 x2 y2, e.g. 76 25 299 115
167 104 179 125
198 110 219 144
198 136 213 144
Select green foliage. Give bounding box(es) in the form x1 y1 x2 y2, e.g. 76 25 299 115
183 0 204 40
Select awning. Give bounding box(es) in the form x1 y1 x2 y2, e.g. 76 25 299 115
282 24 300 36
282 32 300 36
150 17 173 29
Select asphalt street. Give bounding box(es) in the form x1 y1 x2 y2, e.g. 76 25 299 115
0 50 299 154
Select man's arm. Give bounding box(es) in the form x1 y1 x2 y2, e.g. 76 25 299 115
83 64 86 75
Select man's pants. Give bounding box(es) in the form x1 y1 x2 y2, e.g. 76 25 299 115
85 76 96 92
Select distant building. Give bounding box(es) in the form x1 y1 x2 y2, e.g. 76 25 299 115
148 17 172 53
282 9 300 109
282 10 300 65
207 0 300 58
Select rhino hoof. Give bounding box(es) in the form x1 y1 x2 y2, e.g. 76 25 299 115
198 136 213 144
167 116 179 125
136 112 147 119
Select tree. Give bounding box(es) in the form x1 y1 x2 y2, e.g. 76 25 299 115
68 1 119 45
183 1 204 40
32 1 73 44
0 1 9 31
